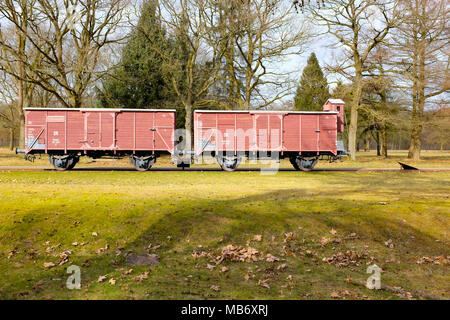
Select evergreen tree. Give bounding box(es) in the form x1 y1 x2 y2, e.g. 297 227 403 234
293 53 330 111
97 1 180 117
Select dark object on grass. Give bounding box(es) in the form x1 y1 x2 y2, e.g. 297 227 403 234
398 162 419 170
126 253 159 266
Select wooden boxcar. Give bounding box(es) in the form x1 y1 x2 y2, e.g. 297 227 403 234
23 108 176 171
194 100 346 171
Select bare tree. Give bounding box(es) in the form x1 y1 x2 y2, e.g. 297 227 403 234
158 0 224 148
214 0 310 109
0 0 129 109
0 70 20 150
423 102 450 151
0 0 38 148
307 0 398 160
360 46 404 158
390 0 449 159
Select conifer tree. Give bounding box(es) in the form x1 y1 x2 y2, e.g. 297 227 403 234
293 53 329 111
97 1 178 111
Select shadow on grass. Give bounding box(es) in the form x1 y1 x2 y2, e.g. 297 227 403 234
2 179 448 299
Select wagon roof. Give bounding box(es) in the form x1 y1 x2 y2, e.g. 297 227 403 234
24 108 177 112
326 99 345 104
194 109 339 114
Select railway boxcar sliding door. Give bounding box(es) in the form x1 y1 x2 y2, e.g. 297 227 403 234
84 111 100 149
254 113 283 152
46 111 66 150
300 114 319 152
153 112 175 154
99 112 116 149
319 114 337 154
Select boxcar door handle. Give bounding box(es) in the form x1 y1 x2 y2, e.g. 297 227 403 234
315 130 320 133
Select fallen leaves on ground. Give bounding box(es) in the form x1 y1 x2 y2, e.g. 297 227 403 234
216 245 259 264
43 262 56 268
322 250 368 268
97 275 107 282
58 250 71 266
257 279 270 289
283 232 296 243
244 271 255 281
416 256 449 265
265 254 279 262
95 244 109 254
384 239 394 249
122 268 133 276
276 264 287 271
330 290 353 299
345 233 359 240
210 285 220 292
133 271 149 282
108 278 116 285
191 250 212 260
7 249 17 259
330 291 340 299
147 243 161 252
45 243 61 253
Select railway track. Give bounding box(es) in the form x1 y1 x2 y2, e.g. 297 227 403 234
1 166 450 172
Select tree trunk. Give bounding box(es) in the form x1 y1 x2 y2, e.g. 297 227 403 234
376 131 381 156
381 121 388 158
348 70 363 161
17 83 26 149
408 34 426 160
408 126 422 160
9 128 15 150
364 133 370 152
184 99 193 152
69 94 83 108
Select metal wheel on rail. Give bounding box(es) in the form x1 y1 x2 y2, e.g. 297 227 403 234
290 156 319 172
50 155 76 171
289 156 300 170
216 154 241 172
130 155 156 172
67 156 79 170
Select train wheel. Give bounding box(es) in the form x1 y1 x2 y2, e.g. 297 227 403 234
289 157 300 170
290 156 318 172
299 157 318 172
217 155 241 172
67 156 79 170
51 156 71 171
132 155 156 172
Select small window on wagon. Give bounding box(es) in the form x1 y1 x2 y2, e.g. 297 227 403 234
337 106 341 111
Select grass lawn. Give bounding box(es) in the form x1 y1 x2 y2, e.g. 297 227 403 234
0 170 448 300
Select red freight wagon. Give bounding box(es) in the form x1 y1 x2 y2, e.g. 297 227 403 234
23 108 176 171
194 99 346 171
